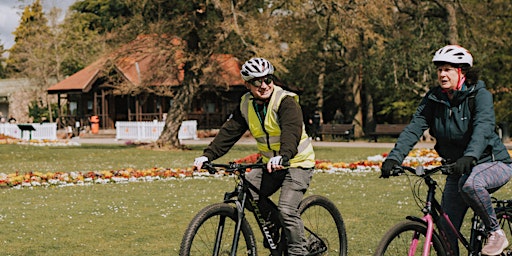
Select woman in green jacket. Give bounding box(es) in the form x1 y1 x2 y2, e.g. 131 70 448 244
381 45 512 256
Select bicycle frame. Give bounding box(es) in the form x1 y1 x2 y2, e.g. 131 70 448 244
404 171 484 256
212 164 286 256
393 165 485 256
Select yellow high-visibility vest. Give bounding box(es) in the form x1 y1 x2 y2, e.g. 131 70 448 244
240 86 315 168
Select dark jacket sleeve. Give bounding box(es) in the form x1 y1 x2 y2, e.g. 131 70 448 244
202 106 248 161
387 94 431 163
277 96 304 161
464 88 496 159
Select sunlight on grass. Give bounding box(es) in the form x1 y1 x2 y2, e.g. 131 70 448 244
3 143 510 255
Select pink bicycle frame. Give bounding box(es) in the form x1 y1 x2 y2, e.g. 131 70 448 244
408 212 461 255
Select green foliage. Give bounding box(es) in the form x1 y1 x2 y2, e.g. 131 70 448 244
377 100 417 124
58 13 104 76
5 0 511 137
28 100 58 123
0 43 5 78
69 0 132 34
6 0 52 76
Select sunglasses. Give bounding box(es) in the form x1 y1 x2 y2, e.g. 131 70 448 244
249 76 273 87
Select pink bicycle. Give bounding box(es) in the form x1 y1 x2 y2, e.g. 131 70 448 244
374 163 512 256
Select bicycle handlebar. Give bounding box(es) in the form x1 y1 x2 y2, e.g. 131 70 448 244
201 162 268 174
389 162 456 177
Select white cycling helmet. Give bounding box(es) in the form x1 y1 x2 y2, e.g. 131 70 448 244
240 57 275 81
432 45 473 67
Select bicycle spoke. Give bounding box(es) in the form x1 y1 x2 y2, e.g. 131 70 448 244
375 221 446 256
180 203 256 256
300 195 347 255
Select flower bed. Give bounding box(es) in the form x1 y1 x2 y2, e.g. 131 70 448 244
0 134 80 146
1 137 510 189
0 148 445 189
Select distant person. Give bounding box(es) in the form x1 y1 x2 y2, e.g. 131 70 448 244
333 109 344 124
308 110 321 140
66 126 73 139
8 115 16 124
0 112 5 123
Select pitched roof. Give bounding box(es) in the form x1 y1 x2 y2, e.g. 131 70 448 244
46 59 103 93
208 54 245 86
114 34 185 87
48 34 244 94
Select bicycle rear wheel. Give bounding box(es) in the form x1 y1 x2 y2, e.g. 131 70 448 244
299 195 348 255
374 220 447 256
179 203 257 256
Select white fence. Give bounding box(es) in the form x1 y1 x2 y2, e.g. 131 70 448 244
0 123 57 140
115 120 198 141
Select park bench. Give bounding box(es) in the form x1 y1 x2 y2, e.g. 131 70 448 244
367 124 408 142
318 124 355 142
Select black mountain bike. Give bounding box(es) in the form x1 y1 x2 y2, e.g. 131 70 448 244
179 162 348 256
374 163 512 256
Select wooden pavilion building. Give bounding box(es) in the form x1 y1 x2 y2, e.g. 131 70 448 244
47 34 246 130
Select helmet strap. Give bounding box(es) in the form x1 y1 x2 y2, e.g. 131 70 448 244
456 68 465 90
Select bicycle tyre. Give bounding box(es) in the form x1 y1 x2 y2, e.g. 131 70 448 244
496 208 512 254
374 220 447 256
298 195 348 256
179 203 257 256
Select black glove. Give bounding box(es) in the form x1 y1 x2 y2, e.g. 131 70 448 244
381 159 400 178
454 156 476 175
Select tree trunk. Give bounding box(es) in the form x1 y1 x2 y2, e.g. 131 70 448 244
316 62 326 122
352 63 364 137
445 1 458 45
315 13 332 123
365 82 375 136
153 83 196 150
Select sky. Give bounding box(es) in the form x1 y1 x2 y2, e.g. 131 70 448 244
0 0 77 50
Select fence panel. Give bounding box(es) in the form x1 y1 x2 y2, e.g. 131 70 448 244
115 120 197 141
0 123 57 140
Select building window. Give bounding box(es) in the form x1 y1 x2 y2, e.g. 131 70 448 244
70 102 78 115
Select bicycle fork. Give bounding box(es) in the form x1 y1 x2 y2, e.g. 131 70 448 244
407 214 435 256
212 184 249 256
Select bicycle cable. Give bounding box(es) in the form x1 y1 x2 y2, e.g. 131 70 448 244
407 171 445 211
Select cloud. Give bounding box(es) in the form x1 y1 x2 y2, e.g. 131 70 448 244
0 1 19 49
0 0 76 51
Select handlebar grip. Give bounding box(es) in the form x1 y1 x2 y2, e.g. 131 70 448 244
390 166 404 176
440 163 456 175
201 162 217 174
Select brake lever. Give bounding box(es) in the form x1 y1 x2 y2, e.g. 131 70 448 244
415 166 425 176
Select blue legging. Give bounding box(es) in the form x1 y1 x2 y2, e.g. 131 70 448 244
441 161 512 255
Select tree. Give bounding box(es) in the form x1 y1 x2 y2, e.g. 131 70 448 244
21 0 510 142
58 2 108 76
5 0 57 121
0 42 6 78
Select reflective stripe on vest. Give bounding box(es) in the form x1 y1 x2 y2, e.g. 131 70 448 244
240 86 315 168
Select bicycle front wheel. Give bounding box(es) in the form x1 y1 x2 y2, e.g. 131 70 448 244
374 220 447 256
179 203 257 256
299 195 348 255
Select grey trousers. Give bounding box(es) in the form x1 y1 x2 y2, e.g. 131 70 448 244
245 167 313 256
441 161 512 255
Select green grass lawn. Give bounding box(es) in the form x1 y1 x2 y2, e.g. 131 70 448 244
1 143 510 255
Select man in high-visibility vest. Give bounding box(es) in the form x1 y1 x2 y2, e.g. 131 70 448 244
194 57 315 255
